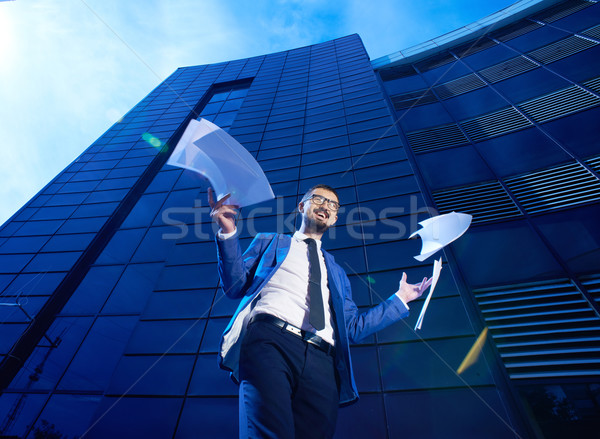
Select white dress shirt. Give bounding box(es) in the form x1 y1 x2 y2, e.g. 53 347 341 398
219 229 335 345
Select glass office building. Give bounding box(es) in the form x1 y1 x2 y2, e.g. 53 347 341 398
1 0 598 437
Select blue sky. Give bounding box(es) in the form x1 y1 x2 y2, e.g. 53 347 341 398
0 0 517 225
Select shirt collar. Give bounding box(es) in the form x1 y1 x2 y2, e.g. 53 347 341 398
293 231 322 248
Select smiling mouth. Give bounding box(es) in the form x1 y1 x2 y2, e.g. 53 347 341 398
315 210 329 220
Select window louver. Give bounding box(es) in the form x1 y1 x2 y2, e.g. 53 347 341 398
490 20 544 42
532 0 594 24
527 35 598 65
504 162 600 214
432 181 521 223
379 65 418 82
391 89 439 110
434 74 486 99
519 85 600 123
474 279 600 379
586 155 600 174
460 107 532 142
453 38 497 58
414 52 456 73
579 274 600 304
581 24 600 40
405 124 468 153
582 76 600 94
478 56 539 84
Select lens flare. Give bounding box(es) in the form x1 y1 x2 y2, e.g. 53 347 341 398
142 132 163 149
457 327 488 374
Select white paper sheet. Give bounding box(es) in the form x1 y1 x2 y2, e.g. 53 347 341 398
410 212 472 261
414 257 442 331
167 118 275 207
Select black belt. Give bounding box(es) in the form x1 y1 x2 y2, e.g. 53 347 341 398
249 314 335 357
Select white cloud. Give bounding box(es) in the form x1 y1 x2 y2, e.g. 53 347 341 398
0 0 516 226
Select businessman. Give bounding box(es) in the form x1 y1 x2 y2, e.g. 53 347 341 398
209 184 431 439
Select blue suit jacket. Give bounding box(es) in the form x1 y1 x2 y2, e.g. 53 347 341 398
216 233 409 406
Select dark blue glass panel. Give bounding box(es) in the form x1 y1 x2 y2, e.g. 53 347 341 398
474 127 571 177
506 25 567 53
125 319 206 354
144 170 180 193
101 263 164 314
356 176 419 201
42 233 95 252
96 228 146 265
328 246 366 274
141 289 215 319
209 290 240 317
494 67 568 103
535 204 600 275
452 221 564 287
106 355 194 395
56 217 108 234
349 346 381 392
0 253 35 273
0 323 29 353
421 60 472 83
461 43 517 71
0 236 49 253
13 220 63 237
46 193 88 207
58 315 138 391
377 295 473 343
546 45 600 83
541 106 600 159
198 316 228 353
155 263 218 291
4 272 66 295
187 354 238 396
23 251 82 273
444 88 508 121
334 394 387 438
85 397 182 438
0 393 48 438
10 317 94 391
397 102 454 131
30 205 77 221
121 192 168 229
365 239 422 271
61 266 124 315
175 398 238 439
417 145 495 190
385 387 518 438
131 226 179 262
0 296 47 323
379 337 493 391
84 188 129 203
29 394 102 439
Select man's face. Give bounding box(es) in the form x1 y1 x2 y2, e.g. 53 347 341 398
299 188 339 233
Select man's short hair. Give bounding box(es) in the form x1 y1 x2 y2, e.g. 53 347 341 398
302 184 340 203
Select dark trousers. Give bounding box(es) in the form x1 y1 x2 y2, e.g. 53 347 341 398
238 319 340 439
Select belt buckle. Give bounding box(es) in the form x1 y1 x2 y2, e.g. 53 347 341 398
285 324 302 337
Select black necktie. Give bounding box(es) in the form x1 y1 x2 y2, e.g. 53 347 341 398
305 238 325 330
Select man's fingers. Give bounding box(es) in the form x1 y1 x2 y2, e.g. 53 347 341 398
215 193 232 209
207 187 215 208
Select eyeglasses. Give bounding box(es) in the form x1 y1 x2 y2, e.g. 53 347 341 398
304 194 340 211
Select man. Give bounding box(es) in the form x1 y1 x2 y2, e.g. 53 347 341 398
209 184 431 439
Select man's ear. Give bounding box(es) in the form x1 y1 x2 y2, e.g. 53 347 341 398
330 214 338 226
298 201 305 213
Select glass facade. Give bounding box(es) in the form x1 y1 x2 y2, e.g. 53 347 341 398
0 1 599 437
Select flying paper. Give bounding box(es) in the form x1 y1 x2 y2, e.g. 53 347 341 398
414 257 442 331
167 118 275 208
410 212 472 261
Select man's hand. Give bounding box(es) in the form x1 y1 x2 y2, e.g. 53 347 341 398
208 188 239 234
396 273 433 304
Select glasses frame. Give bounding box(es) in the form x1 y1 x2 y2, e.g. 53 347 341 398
304 194 341 211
